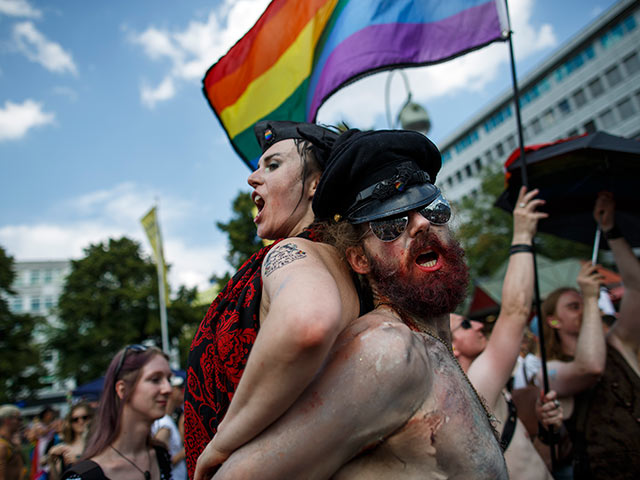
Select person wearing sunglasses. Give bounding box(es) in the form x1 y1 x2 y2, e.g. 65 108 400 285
47 401 94 479
450 186 567 480
62 345 173 480
212 129 508 479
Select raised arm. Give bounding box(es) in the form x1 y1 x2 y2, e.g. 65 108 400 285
545 262 606 396
213 319 428 480
467 187 546 408
195 239 357 479
594 192 640 349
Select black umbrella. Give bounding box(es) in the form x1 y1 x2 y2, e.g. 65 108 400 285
496 132 640 248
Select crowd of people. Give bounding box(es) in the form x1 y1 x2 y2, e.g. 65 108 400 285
2 121 638 480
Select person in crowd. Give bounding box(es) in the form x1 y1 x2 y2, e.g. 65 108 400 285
61 345 173 480
47 402 93 480
540 191 640 479
31 405 58 480
512 327 541 390
152 376 187 480
211 129 508 479
188 121 362 479
449 186 562 479
0 405 25 480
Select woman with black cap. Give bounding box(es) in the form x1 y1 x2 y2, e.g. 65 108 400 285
187 121 362 479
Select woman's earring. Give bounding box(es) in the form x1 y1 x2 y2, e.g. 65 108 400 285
550 319 559 327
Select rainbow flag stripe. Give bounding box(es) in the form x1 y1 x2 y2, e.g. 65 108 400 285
203 0 507 168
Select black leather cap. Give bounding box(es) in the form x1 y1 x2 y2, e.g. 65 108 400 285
313 129 442 224
253 120 338 169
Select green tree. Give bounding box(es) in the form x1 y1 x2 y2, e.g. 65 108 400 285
0 246 46 403
454 165 590 282
48 237 199 384
212 191 263 286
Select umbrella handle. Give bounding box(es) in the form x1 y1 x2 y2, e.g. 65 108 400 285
591 227 601 265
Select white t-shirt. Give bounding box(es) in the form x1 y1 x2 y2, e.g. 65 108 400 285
152 414 187 480
512 353 542 390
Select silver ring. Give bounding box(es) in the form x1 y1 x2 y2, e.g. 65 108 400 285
553 399 560 408
518 202 526 208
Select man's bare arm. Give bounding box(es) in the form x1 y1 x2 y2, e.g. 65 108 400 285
595 192 640 349
195 240 356 478
213 319 429 480
468 187 545 408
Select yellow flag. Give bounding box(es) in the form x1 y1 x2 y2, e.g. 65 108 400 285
141 206 171 306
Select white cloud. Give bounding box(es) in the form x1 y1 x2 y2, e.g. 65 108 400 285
318 0 557 129
12 21 77 75
0 99 54 141
129 0 270 107
141 76 176 109
0 0 41 18
52 86 78 102
0 183 230 291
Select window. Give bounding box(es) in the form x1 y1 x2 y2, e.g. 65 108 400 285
572 88 587 108
617 97 636 121
583 120 597 134
446 177 453 188
455 171 463 183
531 118 542 135
495 143 504 157
474 157 482 173
465 164 473 178
31 297 41 312
44 269 53 284
604 65 623 88
567 129 579 137
599 109 616 130
30 270 40 285
558 99 571 115
541 109 555 129
10 297 23 313
623 52 640 76
484 150 494 164
44 296 55 310
588 77 604 99
505 135 516 152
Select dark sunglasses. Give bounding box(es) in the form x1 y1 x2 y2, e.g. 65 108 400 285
368 193 452 242
114 344 148 380
452 318 473 332
71 415 91 423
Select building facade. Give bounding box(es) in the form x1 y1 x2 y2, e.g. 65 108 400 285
6 260 72 398
438 0 640 202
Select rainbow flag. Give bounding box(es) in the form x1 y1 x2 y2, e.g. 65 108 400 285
204 0 508 169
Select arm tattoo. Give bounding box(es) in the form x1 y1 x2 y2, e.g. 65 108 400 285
263 243 307 277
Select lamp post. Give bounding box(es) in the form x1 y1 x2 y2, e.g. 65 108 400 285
384 69 431 135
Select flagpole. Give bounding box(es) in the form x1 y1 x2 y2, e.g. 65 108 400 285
503 0 557 469
154 203 170 354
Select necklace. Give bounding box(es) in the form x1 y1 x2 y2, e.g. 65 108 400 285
374 303 500 441
110 445 151 480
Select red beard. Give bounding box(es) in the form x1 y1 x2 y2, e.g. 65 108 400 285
366 231 469 318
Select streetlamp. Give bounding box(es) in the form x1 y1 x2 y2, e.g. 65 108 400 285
384 69 431 135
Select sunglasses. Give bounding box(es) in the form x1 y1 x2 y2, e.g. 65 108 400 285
114 344 148 380
368 194 452 242
452 318 472 332
71 415 91 423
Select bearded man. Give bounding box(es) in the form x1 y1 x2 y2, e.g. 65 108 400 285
211 129 508 479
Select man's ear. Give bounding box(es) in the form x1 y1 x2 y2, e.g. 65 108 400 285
346 246 370 275
115 380 126 401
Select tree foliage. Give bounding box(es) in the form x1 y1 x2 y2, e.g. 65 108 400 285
48 237 202 384
212 191 263 285
0 246 46 403
453 165 590 282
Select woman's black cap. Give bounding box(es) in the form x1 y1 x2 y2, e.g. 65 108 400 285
313 129 442 224
253 120 339 169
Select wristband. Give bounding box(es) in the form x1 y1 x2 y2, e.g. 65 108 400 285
509 244 533 255
604 225 623 240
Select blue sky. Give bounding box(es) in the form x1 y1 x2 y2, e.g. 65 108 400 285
0 0 619 291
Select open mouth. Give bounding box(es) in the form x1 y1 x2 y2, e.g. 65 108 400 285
252 192 265 213
416 250 438 268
